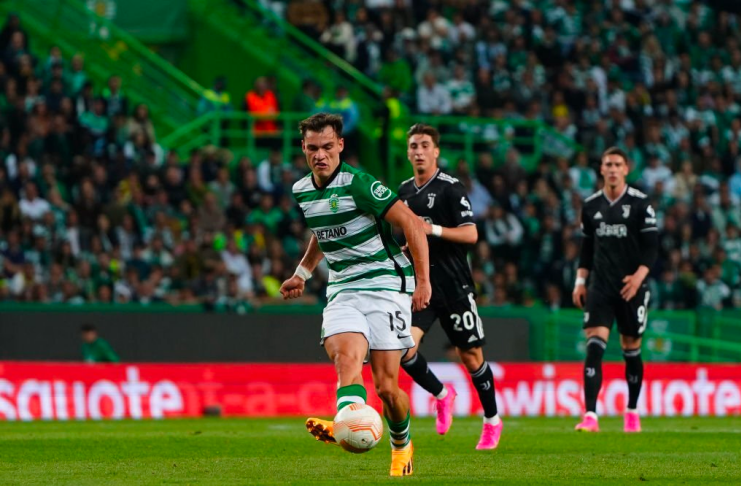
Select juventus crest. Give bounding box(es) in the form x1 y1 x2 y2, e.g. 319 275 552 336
427 193 436 208
622 205 631 218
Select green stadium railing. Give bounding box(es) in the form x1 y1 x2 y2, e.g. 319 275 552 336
160 111 584 186
387 116 584 186
0 0 205 136
160 111 310 163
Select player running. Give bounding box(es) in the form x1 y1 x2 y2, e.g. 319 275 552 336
573 147 658 433
397 124 502 450
280 113 431 476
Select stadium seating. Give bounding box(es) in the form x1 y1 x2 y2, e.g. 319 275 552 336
0 0 740 311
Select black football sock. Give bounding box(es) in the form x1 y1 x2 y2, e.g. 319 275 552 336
584 336 607 414
623 348 644 410
470 361 498 418
401 352 445 397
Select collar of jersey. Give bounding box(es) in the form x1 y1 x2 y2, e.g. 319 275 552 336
312 161 344 190
602 184 628 206
414 168 440 192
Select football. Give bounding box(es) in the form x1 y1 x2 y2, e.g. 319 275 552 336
333 403 384 453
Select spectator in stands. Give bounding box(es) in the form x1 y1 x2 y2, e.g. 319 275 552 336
103 75 127 118
320 10 356 62
417 71 451 115
245 76 278 135
18 181 49 221
81 323 119 363
198 76 232 116
292 79 319 113
128 103 156 148
256 148 287 194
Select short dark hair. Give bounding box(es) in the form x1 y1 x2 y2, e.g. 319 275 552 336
406 123 440 147
298 113 343 138
81 323 97 333
602 146 630 164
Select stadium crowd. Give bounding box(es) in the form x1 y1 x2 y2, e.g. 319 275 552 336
1 3 741 311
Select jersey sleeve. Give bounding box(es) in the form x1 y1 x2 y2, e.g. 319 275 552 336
352 171 399 219
447 182 476 226
578 205 595 270
638 200 658 233
637 199 659 269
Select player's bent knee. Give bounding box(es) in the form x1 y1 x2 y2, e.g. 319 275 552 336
375 381 401 405
620 336 642 350
585 326 610 340
458 346 484 371
401 347 417 363
333 352 364 375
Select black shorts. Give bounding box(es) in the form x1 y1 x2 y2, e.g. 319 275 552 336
584 284 651 338
412 293 486 349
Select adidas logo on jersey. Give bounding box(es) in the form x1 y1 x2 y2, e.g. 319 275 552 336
594 211 603 220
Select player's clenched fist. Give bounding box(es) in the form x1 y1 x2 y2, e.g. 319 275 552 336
280 275 305 300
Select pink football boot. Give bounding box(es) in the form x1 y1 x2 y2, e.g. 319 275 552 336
575 412 600 432
476 419 503 450
434 385 457 435
624 410 641 433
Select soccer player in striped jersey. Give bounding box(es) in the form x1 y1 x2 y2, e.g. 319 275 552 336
280 113 431 477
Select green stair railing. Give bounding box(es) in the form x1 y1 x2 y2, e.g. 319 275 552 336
0 0 205 136
186 0 387 176
160 111 309 163
189 0 383 102
161 112 585 184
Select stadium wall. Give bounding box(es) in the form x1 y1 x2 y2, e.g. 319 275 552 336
0 312 530 362
0 362 738 420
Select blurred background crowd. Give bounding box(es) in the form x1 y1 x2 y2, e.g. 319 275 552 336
1 1 741 311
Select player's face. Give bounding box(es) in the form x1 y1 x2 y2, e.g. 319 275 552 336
302 127 344 182
407 134 440 174
600 154 629 188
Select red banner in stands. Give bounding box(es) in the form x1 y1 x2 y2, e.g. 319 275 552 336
0 362 739 420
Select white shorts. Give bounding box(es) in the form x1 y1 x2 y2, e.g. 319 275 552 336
321 290 415 350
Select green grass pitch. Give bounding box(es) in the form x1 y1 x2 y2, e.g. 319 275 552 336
0 417 739 484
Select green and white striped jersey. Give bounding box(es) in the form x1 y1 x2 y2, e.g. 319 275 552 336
293 162 415 301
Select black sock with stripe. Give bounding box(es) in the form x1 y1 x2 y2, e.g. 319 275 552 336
470 361 498 418
401 352 445 397
623 348 643 410
584 336 606 413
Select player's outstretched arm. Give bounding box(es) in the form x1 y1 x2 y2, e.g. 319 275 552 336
419 220 478 245
384 200 431 311
280 234 324 300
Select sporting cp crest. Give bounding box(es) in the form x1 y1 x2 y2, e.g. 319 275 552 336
622 205 631 218
329 194 340 213
427 193 436 208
